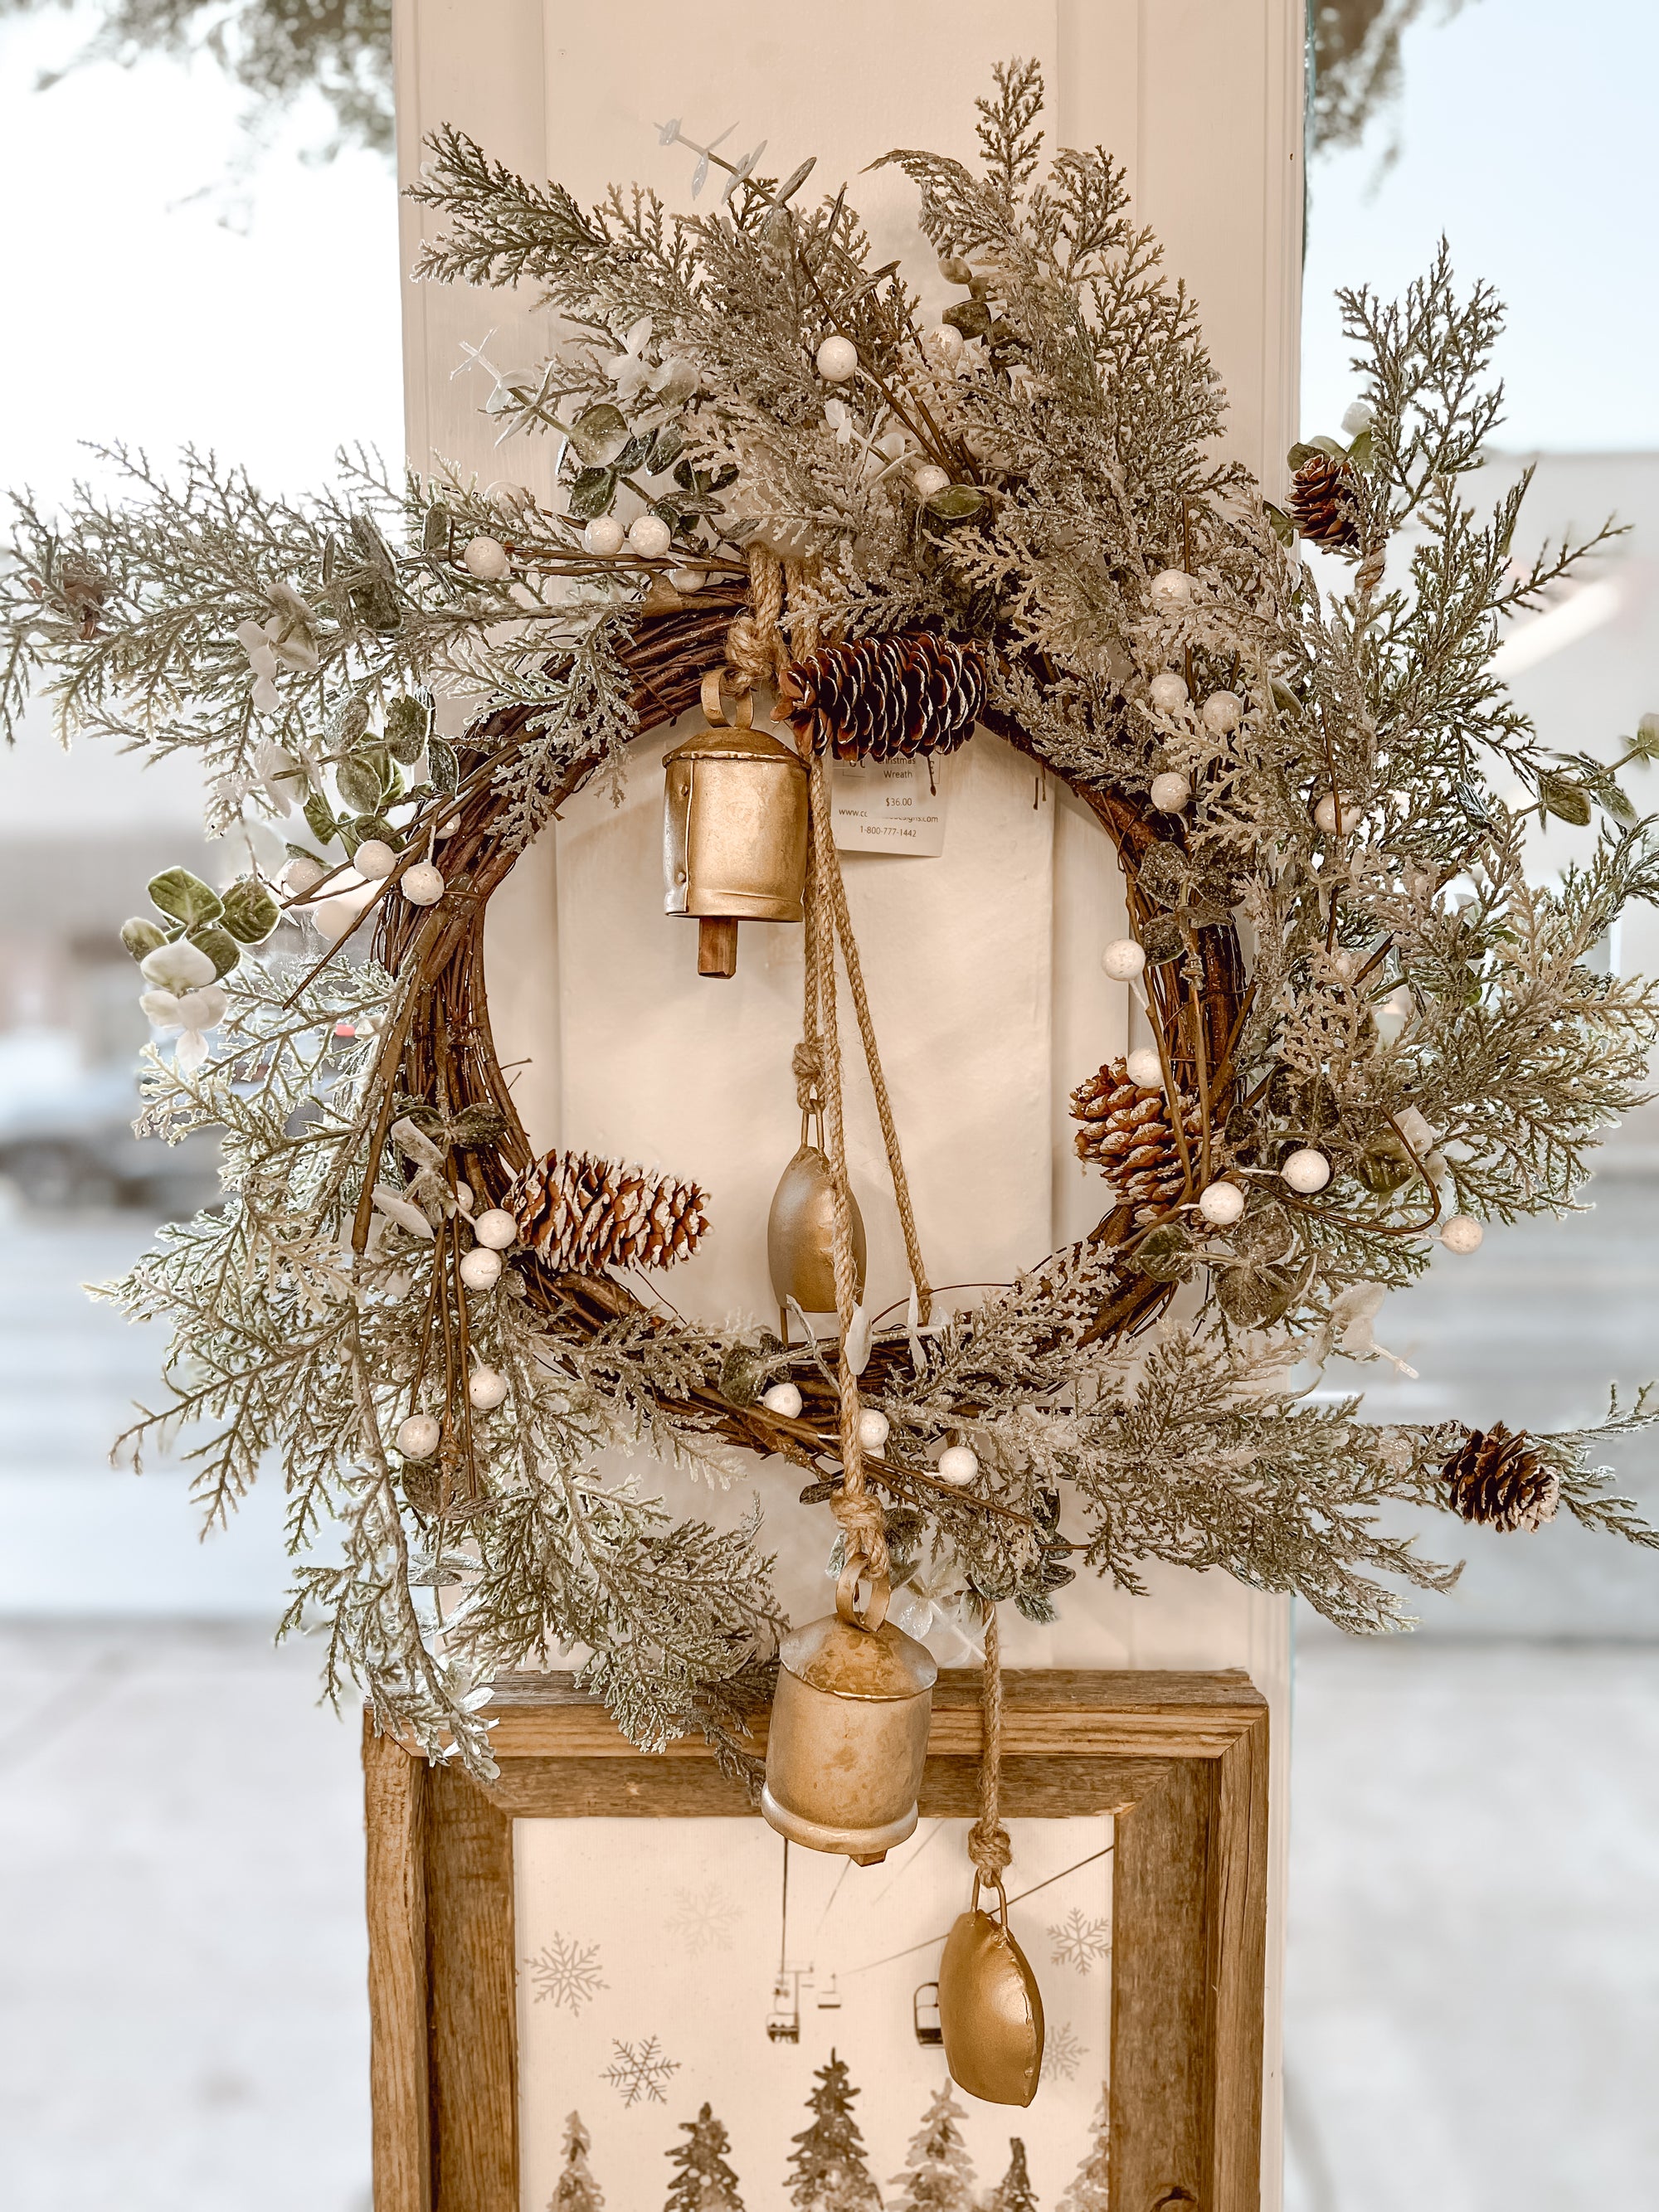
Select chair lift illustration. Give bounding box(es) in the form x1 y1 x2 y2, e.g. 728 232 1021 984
913 1981 943 2044
767 1970 803 2043
816 1973 842 2010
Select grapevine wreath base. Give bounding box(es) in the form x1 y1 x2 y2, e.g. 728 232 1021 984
6 63 1658 1773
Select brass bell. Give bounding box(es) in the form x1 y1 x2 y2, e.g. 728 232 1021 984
767 1116 867 1337
662 675 809 979
938 1877 1046 2105
761 1573 937 1866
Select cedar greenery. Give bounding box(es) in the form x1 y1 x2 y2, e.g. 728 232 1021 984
2 62 1656 1776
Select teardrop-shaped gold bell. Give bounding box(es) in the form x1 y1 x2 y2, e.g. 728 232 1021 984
767 1124 866 1330
938 1877 1045 2106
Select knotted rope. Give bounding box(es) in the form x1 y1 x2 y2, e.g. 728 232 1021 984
968 1602 1012 1888
726 548 941 1597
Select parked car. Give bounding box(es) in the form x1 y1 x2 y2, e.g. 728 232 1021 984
0 1027 221 1214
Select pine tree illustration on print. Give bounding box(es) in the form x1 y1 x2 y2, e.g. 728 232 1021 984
664 2103 746 2212
786 2051 883 2212
552 2112 603 2212
985 2138 1039 2212
889 2083 978 2212
1057 2090 1111 2212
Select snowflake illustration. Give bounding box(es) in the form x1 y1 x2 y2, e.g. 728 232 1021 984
669 1885 738 1956
603 2035 680 2107
1041 2020 1085 2084
1048 1906 1111 1975
524 1931 607 2015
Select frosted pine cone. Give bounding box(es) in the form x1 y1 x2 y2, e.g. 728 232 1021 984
1442 1422 1559 1532
1288 452 1360 554
780 633 985 762
506 1148 708 1275
1070 1057 1207 1207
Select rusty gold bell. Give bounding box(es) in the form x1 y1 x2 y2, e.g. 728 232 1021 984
761 1570 937 1866
767 1115 867 1336
938 1876 1046 2106
663 673 810 979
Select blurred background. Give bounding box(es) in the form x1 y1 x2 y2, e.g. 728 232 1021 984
0 4 1654 2207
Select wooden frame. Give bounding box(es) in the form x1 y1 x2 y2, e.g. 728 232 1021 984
363 1667 1269 2212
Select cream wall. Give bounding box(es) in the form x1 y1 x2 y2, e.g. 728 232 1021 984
393 7 1303 2196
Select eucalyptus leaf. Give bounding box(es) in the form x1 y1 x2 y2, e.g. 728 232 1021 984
333 697 371 744
1632 712 1659 760
336 756 387 817
1539 771 1593 827
148 868 222 927
923 485 988 529
421 503 451 558
646 422 686 472
568 401 630 468
943 296 992 340
219 878 280 946
613 434 654 475
1345 427 1374 469
1286 442 1321 469
567 468 618 522
1264 502 1296 546
427 739 460 797
384 694 430 765
187 924 242 979
1131 1223 1195 1283
303 794 340 848
120 916 168 962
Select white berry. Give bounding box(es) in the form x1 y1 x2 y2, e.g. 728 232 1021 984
1125 1046 1164 1089
626 512 672 558
1314 791 1355 836
467 1366 509 1411
1202 691 1243 736
762 1382 803 1419
937 1444 979 1486
353 839 397 881
282 855 325 898
1149 671 1190 712
912 464 951 499
815 334 859 382
472 1208 518 1251
1281 1148 1332 1194
1151 771 1192 814
669 567 707 593
459 1246 504 1291
434 812 461 840
858 1407 891 1451
1441 1214 1484 1255
396 1413 441 1461
462 535 509 582
583 515 625 557
1198 1180 1247 1226
930 324 964 365
1102 937 1146 981
1150 568 1194 609
401 863 445 907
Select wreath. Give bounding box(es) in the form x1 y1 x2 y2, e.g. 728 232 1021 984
5 61 1657 1774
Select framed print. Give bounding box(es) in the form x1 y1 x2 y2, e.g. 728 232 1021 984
364 1668 1268 2212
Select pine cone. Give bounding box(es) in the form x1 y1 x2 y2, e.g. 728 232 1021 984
1443 1422 1559 1532
1288 452 1360 554
1070 1057 1208 1207
779 633 985 763
506 1147 708 1275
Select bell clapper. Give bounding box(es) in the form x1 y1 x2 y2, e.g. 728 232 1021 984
697 916 739 976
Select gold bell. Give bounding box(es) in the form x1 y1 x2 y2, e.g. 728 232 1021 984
938 1877 1046 2106
663 673 810 979
761 1572 937 1865
767 1116 867 1338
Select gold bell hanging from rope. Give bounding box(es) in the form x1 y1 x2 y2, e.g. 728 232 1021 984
938 1875 1046 2105
937 1605 1045 2104
662 673 810 979
761 1567 937 1866
766 1110 867 1340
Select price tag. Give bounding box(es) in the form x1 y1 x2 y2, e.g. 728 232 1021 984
831 756 947 856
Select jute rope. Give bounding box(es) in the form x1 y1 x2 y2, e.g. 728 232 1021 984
968 1602 1011 1886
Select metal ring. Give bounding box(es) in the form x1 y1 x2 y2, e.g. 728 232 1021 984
835 1561 890 1633
970 1872 1010 1928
